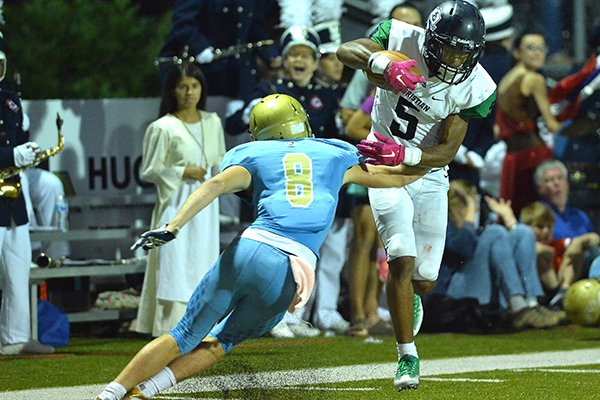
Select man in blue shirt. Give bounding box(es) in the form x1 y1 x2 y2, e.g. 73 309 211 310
534 160 595 239
95 94 423 400
534 159 600 285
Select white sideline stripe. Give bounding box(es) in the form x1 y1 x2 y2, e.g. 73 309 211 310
278 386 379 391
422 377 503 382
515 368 600 373
0 348 598 400
170 348 600 393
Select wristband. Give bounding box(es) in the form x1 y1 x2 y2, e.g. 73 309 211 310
403 147 422 166
368 52 391 75
165 224 180 237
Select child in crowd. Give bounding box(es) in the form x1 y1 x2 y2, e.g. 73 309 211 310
520 202 600 307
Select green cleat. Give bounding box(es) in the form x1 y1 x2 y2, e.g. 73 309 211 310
394 354 420 391
413 294 423 337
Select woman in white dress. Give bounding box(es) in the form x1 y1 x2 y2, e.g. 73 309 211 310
135 63 226 337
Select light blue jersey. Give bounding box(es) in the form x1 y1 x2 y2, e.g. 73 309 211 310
221 138 360 257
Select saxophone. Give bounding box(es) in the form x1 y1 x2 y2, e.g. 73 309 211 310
0 113 64 199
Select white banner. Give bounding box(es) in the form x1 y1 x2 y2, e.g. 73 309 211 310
23 98 160 197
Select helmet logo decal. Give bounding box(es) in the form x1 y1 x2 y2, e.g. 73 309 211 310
309 95 323 110
428 7 442 31
290 122 305 135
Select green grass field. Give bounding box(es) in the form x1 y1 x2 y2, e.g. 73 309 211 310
0 325 599 399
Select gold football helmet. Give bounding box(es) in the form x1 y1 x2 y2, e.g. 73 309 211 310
249 94 312 141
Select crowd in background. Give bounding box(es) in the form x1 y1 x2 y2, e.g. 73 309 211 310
1 0 600 358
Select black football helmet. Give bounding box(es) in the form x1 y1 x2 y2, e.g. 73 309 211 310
423 0 485 84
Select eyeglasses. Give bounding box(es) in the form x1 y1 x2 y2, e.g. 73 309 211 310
522 44 548 54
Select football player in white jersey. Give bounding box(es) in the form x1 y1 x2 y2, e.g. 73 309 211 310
337 0 496 391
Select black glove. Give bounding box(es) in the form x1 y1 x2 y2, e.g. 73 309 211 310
131 226 178 251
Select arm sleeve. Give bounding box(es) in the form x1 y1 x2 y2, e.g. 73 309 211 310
460 91 497 120
165 0 212 56
250 0 280 62
225 82 272 135
369 19 392 50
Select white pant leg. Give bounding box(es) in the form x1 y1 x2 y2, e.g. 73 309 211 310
370 169 449 281
0 223 32 345
24 168 70 258
19 172 37 228
312 217 350 326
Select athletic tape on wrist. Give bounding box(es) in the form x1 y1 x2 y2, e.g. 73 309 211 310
368 53 391 75
404 147 422 166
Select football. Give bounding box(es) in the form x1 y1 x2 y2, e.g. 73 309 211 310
563 278 600 327
364 50 422 91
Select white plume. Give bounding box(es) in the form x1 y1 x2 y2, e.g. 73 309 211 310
278 0 312 28
371 0 404 21
312 0 344 24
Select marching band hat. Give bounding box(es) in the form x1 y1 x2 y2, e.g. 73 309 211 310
480 4 514 42
280 25 321 59
314 20 341 55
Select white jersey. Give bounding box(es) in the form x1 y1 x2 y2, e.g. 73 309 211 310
369 20 496 156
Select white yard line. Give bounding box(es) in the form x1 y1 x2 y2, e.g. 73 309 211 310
0 348 598 400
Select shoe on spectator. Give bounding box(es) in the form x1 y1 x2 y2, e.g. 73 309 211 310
347 319 369 337
316 317 350 335
369 320 394 335
125 386 149 399
269 322 295 338
378 306 391 322
0 339 55 355
394 354 420 391
413 294 423 336
536 306 568 325
510 307 557 330
288 320 321 337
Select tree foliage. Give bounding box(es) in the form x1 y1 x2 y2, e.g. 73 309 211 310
3 0 170 99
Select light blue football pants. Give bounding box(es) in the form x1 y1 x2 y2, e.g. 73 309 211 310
170 237 297 354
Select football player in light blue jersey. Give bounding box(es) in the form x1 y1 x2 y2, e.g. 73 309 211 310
95 94 423 400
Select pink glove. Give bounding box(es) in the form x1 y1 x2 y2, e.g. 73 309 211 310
383 60 426 94
357 132 407 166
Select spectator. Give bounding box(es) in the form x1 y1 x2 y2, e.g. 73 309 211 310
520 201 599 307
343 91 390 337
156 1 282 229
533 159 600 283
439 181 563 330
314 21 345 88
496 29 563 217
0 32 54 355
157 0 280 103
134 63 226 338
548 24 600 164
